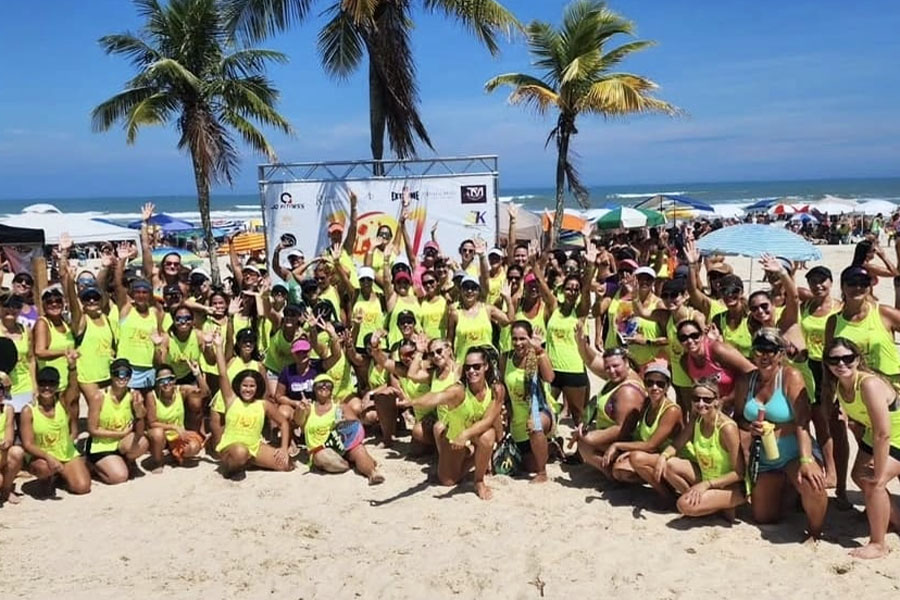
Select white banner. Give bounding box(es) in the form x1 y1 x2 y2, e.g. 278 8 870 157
263 175 497 276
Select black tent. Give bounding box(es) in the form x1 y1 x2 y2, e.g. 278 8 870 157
0 223 45 245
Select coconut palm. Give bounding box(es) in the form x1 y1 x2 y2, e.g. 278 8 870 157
92 0 292 284
485 0 678 246
226 0 518 170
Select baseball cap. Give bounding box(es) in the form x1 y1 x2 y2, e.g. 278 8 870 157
328 222 344 234
287 249 304 261
461 275 480 288
423 241 440 254
291 338 311 353
271 284 289 296
393 271 412 284
634 266 656 279
130 278 152 292
314 373 335 386
488 248 504 260
707 262 733 275
36 366 61 386
79 286 103 301
453 270 467 281
523 273 537 285
840 266 872 286
643 362 671 381
617 258 639 271
243 263 261 275
163 284 182 297
358 266 376 281
189 267 210 281
41 285 64 300
805 266 832 281
397 309 417 325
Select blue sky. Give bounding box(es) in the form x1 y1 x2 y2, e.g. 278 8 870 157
0 0 898 200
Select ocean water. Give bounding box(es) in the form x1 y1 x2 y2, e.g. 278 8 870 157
4 177 900 224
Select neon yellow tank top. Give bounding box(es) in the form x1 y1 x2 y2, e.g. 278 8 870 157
108 303 120 339
440 385 472 442
504 355 555 443
833 304 900 377
155 389 185 442
304 402 337 450
800 302 836 361
216 398 265 457
454 304 492 362
667 311 696 387
837 373 900 451
466 384 493 422
199 317 227 374
116 308 156 368
606 294 661 366
30 402 79 462
77 314 115 384
399 373 431 422
212 357 261 414
320 285 342 318
546 308 581 373
352 293 384 347
328 353 355 403
419 296 447 340
431 368 457 422
499 301 546 353
38 316 74 381
263 328 295 374
714 312 752 358
486 270 506 306
167 330 202 379
636 398 678 444
388 295 420 347
692 414 735 480
368 363 388 388
92 389 134 453
4 324 32 395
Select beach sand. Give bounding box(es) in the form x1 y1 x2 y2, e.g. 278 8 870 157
4 243 900 600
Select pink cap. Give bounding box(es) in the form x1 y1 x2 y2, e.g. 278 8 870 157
423 241 440 253
393 271 412 284
291 339 311 353
524 273 537 285
617 259 639 271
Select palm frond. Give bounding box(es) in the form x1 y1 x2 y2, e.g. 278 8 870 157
484 73 559 114
91 86 157 133
425 0 522 55
221 48 288 79
579 74 680 116
221 109 278 159
598 39 655 70
124 92 178 142
338 0 379 27
317 3 365 79
217 77 293 134
222 0 314 41
526 21 564 83
98 33 162 67
141 58 203 91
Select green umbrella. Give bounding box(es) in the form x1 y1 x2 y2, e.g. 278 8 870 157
594 207 665 230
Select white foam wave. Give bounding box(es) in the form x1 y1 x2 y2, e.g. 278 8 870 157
16 209 264 223
607 190 690 199
498 194 538 202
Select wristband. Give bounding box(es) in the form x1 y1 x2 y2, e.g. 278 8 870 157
798 456 814 465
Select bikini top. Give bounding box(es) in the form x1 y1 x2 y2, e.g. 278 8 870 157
743 367 794 424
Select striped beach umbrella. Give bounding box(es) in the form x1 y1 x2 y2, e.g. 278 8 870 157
595 207 665 230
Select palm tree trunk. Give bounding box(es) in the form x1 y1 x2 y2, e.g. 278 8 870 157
369 57 386 176
551 124 571 249
192 152 220 285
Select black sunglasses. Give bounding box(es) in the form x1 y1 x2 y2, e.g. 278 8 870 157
824 354 857 366
463 363 484 372
677 331 702 343
749 302 771 313
643 377 668 389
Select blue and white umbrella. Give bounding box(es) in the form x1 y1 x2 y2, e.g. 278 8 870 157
790 212 818 224
696 224 821 261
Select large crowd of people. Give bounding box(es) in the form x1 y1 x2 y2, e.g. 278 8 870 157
1 198 899 560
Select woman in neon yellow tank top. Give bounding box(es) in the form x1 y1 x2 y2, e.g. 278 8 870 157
797 265 848 508
383 254 421 347
499 269 547 353
418 269 448 341
146 364 208 472
198 290 230 393
66 283 116 404
573 341 646 479
652 380 745 519
86 358 150 485
825 337 900 559
596 264 662 367
535 243 594 426
212 337 293 475
499 321 557 483
33 286 75 385
0 292 35 413
295 373 384 484
0 388 24 504
408 346 505 500
20 365 91 497
348 266 385 382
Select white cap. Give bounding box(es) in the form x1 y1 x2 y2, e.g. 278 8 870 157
358 266 375 280
487 247 504 259
460 274 480 287
243 263 261 274
190 267 210 280
392 256 410 269
286 249 304 259
634 266 657 279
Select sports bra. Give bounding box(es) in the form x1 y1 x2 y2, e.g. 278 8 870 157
743 368 793 424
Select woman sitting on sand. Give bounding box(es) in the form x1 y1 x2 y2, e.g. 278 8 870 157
295 373 384 485
407 346 505 500
650 380 745 519
574 323 646 477
732 328 828 540
145 363 207 472
499 320 557 483
0 372 25 505
826 337 900 559
212 334 293 475
20 363 91 497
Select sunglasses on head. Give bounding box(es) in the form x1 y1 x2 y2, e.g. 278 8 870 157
463 362 484 372
643 377 668 389
677 331 702 343
824 353 857 366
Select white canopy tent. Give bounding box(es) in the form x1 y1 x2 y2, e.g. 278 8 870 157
1 208 140 246
857 199 897 216
809 195 859 215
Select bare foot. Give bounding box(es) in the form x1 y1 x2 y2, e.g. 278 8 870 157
849 542 889 559
151 465 164 474
530 472 548 484
475 481 493 501
368 472 385 486
1 491 21 505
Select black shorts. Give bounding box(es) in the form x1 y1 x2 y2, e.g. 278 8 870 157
859 439 900 462
808 359 823 405
552 369 588 388
515 440 533 456
85 437 122 463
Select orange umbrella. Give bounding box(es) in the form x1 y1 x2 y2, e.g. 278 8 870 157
541 210 587 232
219 232 266 255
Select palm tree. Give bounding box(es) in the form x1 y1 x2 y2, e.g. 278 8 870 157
92 0 292 284
225 0 518 171
485 0 679 247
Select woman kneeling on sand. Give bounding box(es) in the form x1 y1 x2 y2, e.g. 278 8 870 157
145 363 206 472
213 335 292 475
408 346 504 500
296 373 384 485
648 380 745 519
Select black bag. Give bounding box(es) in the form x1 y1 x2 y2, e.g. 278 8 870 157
492 432 522 476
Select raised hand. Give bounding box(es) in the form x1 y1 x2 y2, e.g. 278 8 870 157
150 331 167 346
59 232 73 253
228 296 242 316
413 331 428 354
529 332 545 352
507 203 519 219
684 237 700 264
187 359 201 377
758 253 781 273
584 242 599 265
116 242 131 260
211 330 223 348
141 202 155 222
473 237 487 256
580 221 593 240
131 391 147 419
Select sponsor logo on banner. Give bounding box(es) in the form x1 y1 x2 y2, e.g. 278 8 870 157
390 190 419 202
460 185 487 204
466 210 488 226
272 191 304 210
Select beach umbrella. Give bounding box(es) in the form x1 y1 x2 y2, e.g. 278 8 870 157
135 247 204 266
768 203 797 216
127 213 196 232
712 204 745 219
809 196 859 216
595 207 665 230
744 198 778 213
790 213 818 224
219 232 265 255
696 224 821 261
635 194 714 213
857 199 897 216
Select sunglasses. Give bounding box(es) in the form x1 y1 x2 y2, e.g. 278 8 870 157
563 286 580 294
424 249 438 256
164 261 181 267
721 288 742 298
112 369 132 379
752 345 781 356
806 276 830 285
174 315 193 323
14 278 34 286
430 347 444 356
460 248 475 255
644 378 668 389
463 363 484 372
157 376 176 386
378 231 392 239
422 279 437 287
399 319 416 327
677 331 702 343
693 395 717 404
44 297 64 305
83 296 101 304
824 353 857 366
749 302 771 313
315 382 334 389
461 283 479 292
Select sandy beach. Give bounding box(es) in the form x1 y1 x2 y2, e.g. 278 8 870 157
3 242 900 600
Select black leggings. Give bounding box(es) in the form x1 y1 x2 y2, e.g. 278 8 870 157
808 358 823 404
